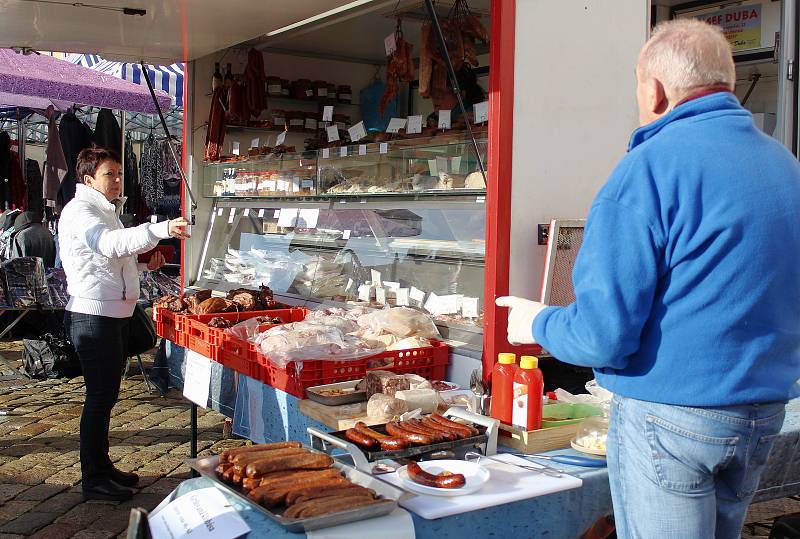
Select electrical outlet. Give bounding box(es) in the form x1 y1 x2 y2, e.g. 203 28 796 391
537 224 550 245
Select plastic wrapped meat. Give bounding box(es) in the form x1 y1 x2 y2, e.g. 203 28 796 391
253 321 381 367
357 307 440 338
2 257 51 308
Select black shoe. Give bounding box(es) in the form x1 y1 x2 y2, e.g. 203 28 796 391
82 479 134 502
109 467 139 487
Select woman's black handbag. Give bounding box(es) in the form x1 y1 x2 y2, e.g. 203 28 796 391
128 303 157 356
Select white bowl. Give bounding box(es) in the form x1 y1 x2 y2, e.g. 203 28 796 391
396 460 490 497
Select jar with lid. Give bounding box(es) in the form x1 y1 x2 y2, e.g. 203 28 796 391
313 80 329 100
280 79 290 97
266 76 282 97
333 113 350 132
291 79 312 100
271 109 287 130
304 111 319 132
326 83 337 103
337 85 352 104
287 110 305 132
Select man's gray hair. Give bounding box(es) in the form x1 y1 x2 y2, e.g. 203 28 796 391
639 18 736 99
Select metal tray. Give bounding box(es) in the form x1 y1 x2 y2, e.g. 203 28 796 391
187 453 402 532
306 379 367 406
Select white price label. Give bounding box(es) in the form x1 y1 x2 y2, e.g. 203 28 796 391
348 121 367 142
301 179 315 188
322 148 330 159
277 208 299 227
148 487 250 539
227 208 236 224
370 269 382 288
297 208 320 229
322 105 334 122
380 142 389 154
359 144 367 156
326 125 340 142
407 115 423 134
451 156 463 174
383 281 400 292
427 159 439 176
183 352 212 408
410 286 426 304
462 297 479 318
276 130 287 146
257 209 265 218
292 176 301 193
231 141 240 156
273 209 281 218
438 109 452 129
340 146 348 157
436 156 450 174
386 118 407 133
376 287 387 305
396 288 410 306
250 137 259 149
358 284 372 302
342 229 351 240
384 33 397 56
474 100 489 123
243 209 250 217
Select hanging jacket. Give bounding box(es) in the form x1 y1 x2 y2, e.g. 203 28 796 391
58 111 93 207
139 133 162 212
0 131 11 209
58 184 170 318
123 136 140 216
93 108 122 156
26 159 44 214
43 108 67 203
10 211 55 268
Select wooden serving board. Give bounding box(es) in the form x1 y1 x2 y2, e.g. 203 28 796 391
298 399 383 431
497 422 579 454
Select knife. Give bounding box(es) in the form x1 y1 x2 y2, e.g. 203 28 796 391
515 453 607 467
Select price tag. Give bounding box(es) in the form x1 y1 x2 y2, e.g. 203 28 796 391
474 100 489 123
216 208 224 217
301 179 315 188
277 208 299 227
348 121 367 142
243 209 250 217
396 288 410 306
227 208 236 224
359 144 367 156
250 137 259 149
257 209 265 218
183 351 212 407
265 180 276 191
406 115 422 135
358 284 372 302
384 32 397 56
292 176 301 193
386 118 406 133
438 109 452 129
346 278 355 293
276 130 287 146
326 125 340 142
451 156 463 173
340 146 348 157
322 105 334 122
231 141 240 156
427 159 439 176
462 297 479 318
410 286 426 304
273 209 281 218
376 287 387 305
298 208 320 228
320 148 330 159
370 269 382 288
380 142 389 154
424 292 439 314
342 229 351 240
436 156 450 174
276 179 288 192
383 281 400 292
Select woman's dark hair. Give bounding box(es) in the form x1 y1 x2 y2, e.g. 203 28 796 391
76 146 121 182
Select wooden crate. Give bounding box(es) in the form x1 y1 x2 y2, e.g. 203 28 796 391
497 422 580 454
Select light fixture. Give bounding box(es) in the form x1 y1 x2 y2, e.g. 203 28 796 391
20 0 146 16
266 0 374 37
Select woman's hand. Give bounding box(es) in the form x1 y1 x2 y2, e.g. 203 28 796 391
169 217 191 240
147 251 166 271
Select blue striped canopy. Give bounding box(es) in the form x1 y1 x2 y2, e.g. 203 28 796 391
68 54 184 109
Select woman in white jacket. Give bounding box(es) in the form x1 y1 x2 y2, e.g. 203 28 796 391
59 147 188 502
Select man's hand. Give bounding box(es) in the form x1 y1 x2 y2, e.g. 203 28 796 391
495 296 548 344
168 217 191 240
147 251 166 271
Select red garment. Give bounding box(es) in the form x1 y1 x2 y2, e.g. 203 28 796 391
204 87 227 162
9 151 25 210
243 48 267 118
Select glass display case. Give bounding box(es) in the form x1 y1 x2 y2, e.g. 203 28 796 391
202 153 317 197
192 195 486 352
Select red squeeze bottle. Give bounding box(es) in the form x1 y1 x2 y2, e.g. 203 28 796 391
512 356 544 430
490 353 517 424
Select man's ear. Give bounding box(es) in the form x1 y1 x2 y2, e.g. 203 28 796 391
650 78 669 115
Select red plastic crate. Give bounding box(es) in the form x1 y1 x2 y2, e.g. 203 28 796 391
219 335 259 377
153 307 186 346
253 341 451 398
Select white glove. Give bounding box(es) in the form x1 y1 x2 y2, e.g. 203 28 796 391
495 296 548 345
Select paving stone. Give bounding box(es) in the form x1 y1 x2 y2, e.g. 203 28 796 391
55 503 111 527
0 533 26 539
0 484 29 504
141 476 184 495
15 423 54 437
86 508 132 533
71 529 117 539
14 466 57 486
1 443 48 458
34 491 84 513
44 468 82 486
27 521 85 539
15 483 67 501
1 417 35 429
0 501 39 522
0 511 59 534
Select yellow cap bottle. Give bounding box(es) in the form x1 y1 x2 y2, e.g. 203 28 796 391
498 353 517 365
520 356 539 369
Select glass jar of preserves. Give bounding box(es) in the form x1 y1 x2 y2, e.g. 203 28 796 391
266 76 282 97
314 80 329 99
333 113 350 132
271 109 287 130
337 85 352 104
281 79 290 97
287 110 305 132
304 111 319 132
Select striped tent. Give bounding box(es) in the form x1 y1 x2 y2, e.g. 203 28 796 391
68 54 184 109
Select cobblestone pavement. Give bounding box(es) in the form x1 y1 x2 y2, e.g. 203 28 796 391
1 339 798 538
0 340 246 539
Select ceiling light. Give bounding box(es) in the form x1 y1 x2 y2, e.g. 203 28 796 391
266 0 375 37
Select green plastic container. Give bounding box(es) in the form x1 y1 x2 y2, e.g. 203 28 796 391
541 402 602 428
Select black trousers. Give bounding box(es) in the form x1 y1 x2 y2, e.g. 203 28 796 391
64 311 130 485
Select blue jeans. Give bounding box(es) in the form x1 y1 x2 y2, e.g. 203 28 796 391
608 395 785 539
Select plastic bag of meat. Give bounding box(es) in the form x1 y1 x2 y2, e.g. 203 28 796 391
253 322 384 367
356 307 440 339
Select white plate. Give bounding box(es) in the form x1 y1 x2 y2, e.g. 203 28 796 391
571 438 607 456
396 460 490 497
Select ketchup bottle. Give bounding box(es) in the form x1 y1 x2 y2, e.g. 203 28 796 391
512 356 544 430
490 353 516 424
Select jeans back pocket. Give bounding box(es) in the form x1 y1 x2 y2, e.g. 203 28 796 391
737 433 781 499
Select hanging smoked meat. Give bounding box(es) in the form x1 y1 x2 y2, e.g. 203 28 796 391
204 86 227 161
380 20 415 114
419 23 433 98
228 80 246 123
244 48 267 118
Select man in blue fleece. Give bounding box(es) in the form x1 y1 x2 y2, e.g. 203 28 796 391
497 19 800 539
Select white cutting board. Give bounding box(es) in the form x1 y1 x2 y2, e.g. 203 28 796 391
378 454 582 519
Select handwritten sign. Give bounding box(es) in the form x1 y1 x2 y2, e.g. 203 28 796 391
148 487 250 539
386 118 407 133
348 121 367 142
438 109 452 129
474 101 489 124
407 115 422 134
326 125 340 142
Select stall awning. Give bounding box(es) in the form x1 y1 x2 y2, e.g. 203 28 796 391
0 49 171 114
69 54 184 109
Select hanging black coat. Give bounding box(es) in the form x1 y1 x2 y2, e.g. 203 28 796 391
25 159 44 214
93 108 122 155
57 111 93 207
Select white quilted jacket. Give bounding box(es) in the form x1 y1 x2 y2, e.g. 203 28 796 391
58 184 170 318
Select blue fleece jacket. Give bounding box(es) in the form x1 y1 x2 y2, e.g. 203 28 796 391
533 92 800 406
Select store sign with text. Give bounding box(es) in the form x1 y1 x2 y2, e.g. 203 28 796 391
695 4 762 51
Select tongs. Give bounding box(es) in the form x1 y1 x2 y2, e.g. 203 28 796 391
464 451 562 478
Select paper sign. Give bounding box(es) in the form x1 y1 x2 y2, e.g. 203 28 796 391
359 144 367 156
384 33 397 56
322 148 330 159
340 146 348 157
386 118 407 133
451 156 463 174
298 208 320 229
216 208 223 217
277 179 288 192
183 352 212 408
462 297 479 318
243 209 250 217
358 284 372 302
148 487 250 539
436 156 450 175
250 137 259 149
438 109 452 129
273 209 281 218
257 209 265 218
375 287 387 305
276 130 287 146
301 179 314 188
427 159 439 176
474 100 489 123
383 281 400 292
348 121 367 142
424 292 439 314
277 208 299 227
342 229 351 240
322 105 334 122
426 294 463 315
396 288 410 306
410 286 426 304
227 208 236 224
326 125 340 142
231 141 240 156
370 269 382 288
380 143 389 154
407 115 423 134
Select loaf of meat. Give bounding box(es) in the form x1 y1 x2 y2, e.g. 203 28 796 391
207 317 234 328
227 288 260 311
154 294 186 313
363 370 412 399
259 285 278 309
195 297 238 315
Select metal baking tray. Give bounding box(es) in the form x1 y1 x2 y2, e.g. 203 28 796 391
306 379 367 406
186 453 402 532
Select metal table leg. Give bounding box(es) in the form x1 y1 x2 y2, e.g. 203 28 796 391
190 401 198 478
0 310 30 340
